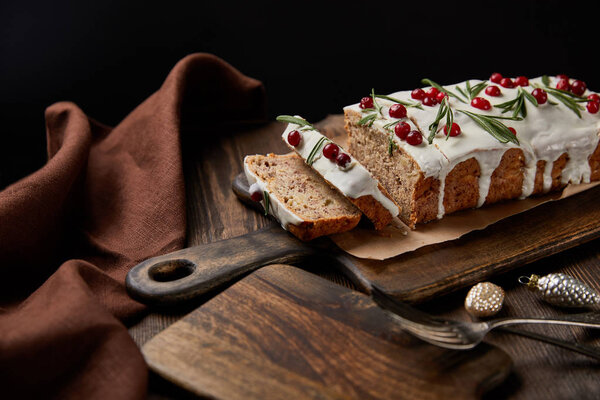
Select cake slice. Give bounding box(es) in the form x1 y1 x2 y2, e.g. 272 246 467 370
344 75 600 228
244 153 361 241
278 115 401 230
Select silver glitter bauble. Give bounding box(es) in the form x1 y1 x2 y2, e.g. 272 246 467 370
519 273 600 308
465 282 505 317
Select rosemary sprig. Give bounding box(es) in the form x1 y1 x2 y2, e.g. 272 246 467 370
358 113 377 127
421 78 467 104
276 115 315 129
371 88 384 117
457 110 520 145
388 135 398 155
536 77 587 118
469 81 488 99
375 94 424 110
495 87 538 119
427 97 451 143
444 100 454 140
263 191 270 216
306 136 328 165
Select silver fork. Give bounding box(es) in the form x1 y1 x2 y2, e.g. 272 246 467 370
371 287 600 359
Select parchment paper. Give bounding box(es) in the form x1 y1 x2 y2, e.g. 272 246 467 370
330 182 600 260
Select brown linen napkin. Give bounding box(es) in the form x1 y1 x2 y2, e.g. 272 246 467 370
0 53 266 399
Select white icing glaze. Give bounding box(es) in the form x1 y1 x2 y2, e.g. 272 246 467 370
243 156 304 229
344 76 600 219
282 119 400 218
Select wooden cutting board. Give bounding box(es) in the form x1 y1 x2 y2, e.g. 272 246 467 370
142 264 512 400
126 115 600 306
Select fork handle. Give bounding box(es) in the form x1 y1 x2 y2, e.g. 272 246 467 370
489 312 600 329
498 327 600 360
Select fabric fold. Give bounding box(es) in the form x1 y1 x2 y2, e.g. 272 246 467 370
0 53 266 399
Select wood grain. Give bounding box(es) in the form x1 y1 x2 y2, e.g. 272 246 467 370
130 116 600 400
142 265 512 400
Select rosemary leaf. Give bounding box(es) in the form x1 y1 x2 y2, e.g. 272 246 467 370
371 88 384 117
470 81 488 99
457 110 519 145
306 137 328 165
388 135 398 155
445 105 454 140
374 94 422 109
276 115 314 128
427 97 449 144
358 113 377 126
542 75 551 86
456 86 469 101
521 87 539 107
263 191 270 216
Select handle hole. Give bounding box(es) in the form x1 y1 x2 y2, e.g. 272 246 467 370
149 260 195 282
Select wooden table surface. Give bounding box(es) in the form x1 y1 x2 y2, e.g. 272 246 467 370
129 117 600 399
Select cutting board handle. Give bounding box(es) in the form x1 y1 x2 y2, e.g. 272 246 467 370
126 225 317 305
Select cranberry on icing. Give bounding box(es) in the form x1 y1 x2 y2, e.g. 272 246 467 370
490 72 503 84
395 121 411 140
471 97 491 110
485 86 501 96
406 130 423 146
359 96 373 109
570 80 587 96
411 88 426 100
515 76 529 87
287 130 301 147
531 88 548 104
389 104 407 119
322 143 339 160
444 123 461 137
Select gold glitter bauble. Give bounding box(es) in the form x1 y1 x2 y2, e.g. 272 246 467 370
465 282 505 317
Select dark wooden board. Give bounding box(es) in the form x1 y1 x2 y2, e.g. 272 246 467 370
142 264 512 400
127 115 600 305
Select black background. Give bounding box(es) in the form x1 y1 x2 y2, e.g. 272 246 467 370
1 0 598 188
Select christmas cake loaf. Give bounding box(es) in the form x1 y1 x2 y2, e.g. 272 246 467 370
344 75 600 228
244 153 361 241
278 115 401 230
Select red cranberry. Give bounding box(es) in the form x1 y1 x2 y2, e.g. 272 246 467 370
359 96 373 109
411 88 426 100
508 127 517 136
556 78 570 91
587 94 600 103
250 190 263 202
389 104 407 119
490 73 503 84
570 80 587 96
422 96 438 107
426 87 440 98
322 143 339 160
443 123 461 137
471 97 491 110
500 77 515 88
515 76 529 86
485 85 501 96
587 101 599 114
406 130 423 146
435 91 447 102
335 153 352 167
287 130 301 146
394 121 411 140
531 88 548 105
556 74 569 80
